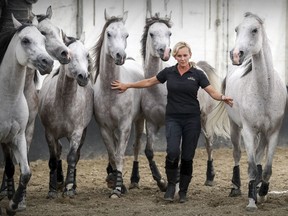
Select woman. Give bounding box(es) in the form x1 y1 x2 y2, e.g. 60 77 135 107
111 41 233 203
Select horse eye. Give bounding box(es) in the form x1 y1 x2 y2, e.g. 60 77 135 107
40 31 47 36
149 33 154 37
235 27 238 33
169 32 172 36
252 29 258 34
126 33 129 38
107 32 111 37
22 38 30 45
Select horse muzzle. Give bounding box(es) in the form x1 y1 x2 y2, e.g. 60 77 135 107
230 49 244 65
35 55 54 75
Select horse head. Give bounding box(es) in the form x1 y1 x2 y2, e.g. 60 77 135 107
33 6 70 64
63 33 91 87
12 14 54 75
230 12 264 65
103 9 129 65
142 13 172 62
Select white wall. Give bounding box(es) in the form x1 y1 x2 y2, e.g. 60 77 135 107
33 0 287 82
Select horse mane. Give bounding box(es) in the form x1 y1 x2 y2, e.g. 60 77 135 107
91 16 125 83
140 14 172 62
0 24 31 66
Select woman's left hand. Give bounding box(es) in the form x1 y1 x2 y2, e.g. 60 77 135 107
222 95 233 107
111 80 128 93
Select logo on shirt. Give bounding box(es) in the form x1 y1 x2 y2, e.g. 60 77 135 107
187 76 195 81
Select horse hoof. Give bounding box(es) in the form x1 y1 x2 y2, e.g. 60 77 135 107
62 189 77 198
129 182 140 189
46 191 58 199
229 188 241 197
246 198 258 211
157 178 167 192
16 199 26 212
109 189 122 198
204 180 214 187
257 195 267 203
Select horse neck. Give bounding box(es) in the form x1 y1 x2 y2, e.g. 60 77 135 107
99 52 121 89
56 65 78 102
0 39 26 100
144 54 163 78
24 68 37 92
252 37 275 93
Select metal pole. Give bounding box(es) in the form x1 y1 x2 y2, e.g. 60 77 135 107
76 0 83 38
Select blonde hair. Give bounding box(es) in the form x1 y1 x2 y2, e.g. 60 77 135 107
172 41 192 57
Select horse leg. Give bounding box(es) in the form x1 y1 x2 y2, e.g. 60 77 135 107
56 140 64 191
62 132 84 198
229 121 242 197
129 116 144 189
255 134 267 188
258 132 279 203
144 122 167 192
0 144 15 201
109 129 131 198
241 127 258 211
46 133 59 199
6 135 31 214
203 133 215 186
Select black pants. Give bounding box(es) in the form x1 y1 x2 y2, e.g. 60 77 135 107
165 115 201 174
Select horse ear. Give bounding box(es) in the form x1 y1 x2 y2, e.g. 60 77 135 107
104 9 110 21
32 15 39 26
122 11 128 24
146 9 152 19
166 11 172 20
11 14 22 28
46 5 52 19
79 32 85 44
62 30 70 45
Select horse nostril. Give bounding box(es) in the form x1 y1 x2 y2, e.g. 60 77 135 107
61 50 68 58
239 51 244 57
116 53 121 59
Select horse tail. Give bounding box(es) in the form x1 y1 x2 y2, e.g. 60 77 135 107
196 61 230 140
196 61 221 91
205 100 230 140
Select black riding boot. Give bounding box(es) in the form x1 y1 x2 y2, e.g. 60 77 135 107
164 168 178 201
179 174 192 203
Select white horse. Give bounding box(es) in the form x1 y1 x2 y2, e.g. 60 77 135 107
38 34 93 199
92 10 144 198
0 15 53 214
0 6 70 207
223 12 286 211
132 13 229 191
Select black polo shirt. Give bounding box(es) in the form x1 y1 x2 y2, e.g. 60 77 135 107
156 64 210 117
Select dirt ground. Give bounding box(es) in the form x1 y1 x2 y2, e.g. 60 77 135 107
1 147 288 216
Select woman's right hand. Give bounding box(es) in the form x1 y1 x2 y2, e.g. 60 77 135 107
111 80 128 93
